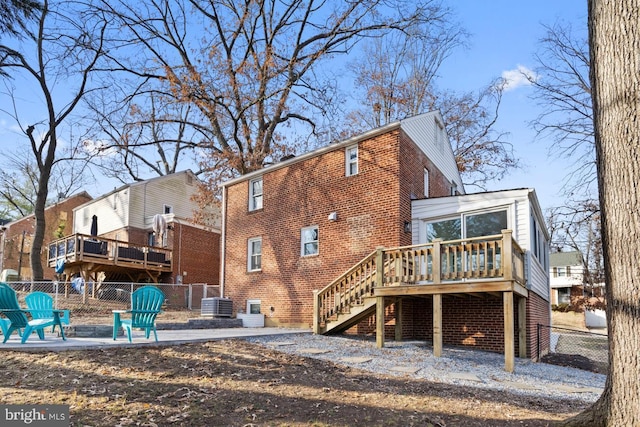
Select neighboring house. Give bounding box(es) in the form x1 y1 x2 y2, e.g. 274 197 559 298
47 171 221 294
0 192 93 281
220 111 551 371
549 251 584 305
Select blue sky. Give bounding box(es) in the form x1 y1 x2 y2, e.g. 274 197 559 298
1 0 589 211
438 0 588 211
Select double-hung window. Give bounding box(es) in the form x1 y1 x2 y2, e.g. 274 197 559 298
248 237 262 271
423 168 429 198
345 145 358 176
301 226 319 256
249 177 263 211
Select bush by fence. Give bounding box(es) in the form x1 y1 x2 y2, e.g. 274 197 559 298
538 324 609 374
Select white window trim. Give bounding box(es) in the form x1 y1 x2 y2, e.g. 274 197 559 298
301 225 319 257
423 168 429 198
247 237 262 272
247 299 261 314
345 145 358 177
249 177 263 211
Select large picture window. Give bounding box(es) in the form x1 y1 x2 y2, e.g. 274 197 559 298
301 226 319 256
248 237 262 271
426 209 508 241
425 209 509 276
249 177 263 211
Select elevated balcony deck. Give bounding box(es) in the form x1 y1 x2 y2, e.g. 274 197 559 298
47 234 172 282
313 230 527 372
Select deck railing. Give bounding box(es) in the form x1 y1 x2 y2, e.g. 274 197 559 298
313 230 525 332
47 234 172 270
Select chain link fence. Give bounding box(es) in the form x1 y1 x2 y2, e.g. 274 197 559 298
537 324 609 374
2 281 220 325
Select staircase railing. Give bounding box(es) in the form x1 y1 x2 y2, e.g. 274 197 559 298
313 230 525 333
313 249 379 333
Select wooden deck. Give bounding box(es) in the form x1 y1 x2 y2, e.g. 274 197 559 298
48 234 172 283
313 230 527 372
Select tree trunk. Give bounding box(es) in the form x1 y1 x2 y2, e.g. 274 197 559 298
563 1 640 425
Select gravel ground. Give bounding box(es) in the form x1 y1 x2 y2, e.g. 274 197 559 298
247 333 605 403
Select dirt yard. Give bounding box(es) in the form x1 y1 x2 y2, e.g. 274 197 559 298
0 340 589 426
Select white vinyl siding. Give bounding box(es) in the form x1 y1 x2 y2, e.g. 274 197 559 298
412 188 551 301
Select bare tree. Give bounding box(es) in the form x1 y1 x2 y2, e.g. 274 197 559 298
0 0 108 280
437 84 516 190
561 0 640 424
0 0 41 37
84 87 208 184
546 200 604 302
347 25 517 190
94 0 452 189
0 153 39 219
529 22 594 197
347 16 466 129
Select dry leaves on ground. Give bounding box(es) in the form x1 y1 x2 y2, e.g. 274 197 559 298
0 340 587 426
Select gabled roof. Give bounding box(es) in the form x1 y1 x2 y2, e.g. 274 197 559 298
550 251 583 267
222 111 464 191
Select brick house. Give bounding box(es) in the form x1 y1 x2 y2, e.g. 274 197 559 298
47 171 221 304
221 112 551 371
0 192 93 281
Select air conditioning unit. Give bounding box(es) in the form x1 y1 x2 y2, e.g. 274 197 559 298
201 297 233 317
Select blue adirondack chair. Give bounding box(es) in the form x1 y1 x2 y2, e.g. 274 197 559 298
0 283 67 344
113 286 164 342
25 291 70 333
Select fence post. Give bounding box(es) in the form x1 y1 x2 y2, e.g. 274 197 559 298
188 283 193 310
313 290 320 334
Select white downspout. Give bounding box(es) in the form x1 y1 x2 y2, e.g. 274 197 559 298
220 185 227 298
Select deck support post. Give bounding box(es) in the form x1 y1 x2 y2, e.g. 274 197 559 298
518 295 527 358
376 296 385 348
394 298 403 341
504 291 515 372
433 293 442 357
312 290 320 334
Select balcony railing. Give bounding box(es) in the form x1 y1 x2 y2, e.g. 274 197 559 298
313 230 525 332
47 234 172 271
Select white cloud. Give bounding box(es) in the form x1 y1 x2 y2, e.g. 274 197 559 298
500 65 537 91
82 139 118 157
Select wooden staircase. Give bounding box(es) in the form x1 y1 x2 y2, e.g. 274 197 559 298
314 248 404 334
313 231 526 335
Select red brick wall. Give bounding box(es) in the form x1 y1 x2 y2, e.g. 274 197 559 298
101 222 221 287
346 291 549 358
526 291 551 360
388 295 509 353
224 127 455 327
168 222 220 286
2 193 92 280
